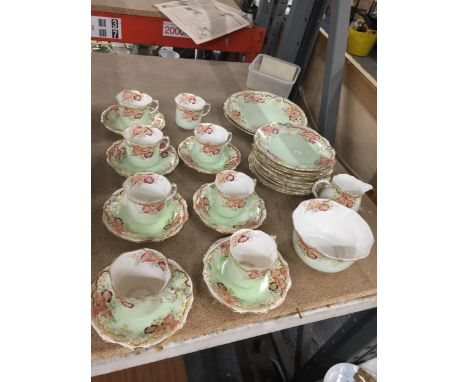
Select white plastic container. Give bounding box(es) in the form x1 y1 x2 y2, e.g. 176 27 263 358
246 54 301 98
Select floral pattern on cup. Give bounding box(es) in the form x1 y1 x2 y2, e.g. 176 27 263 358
122 90 142 102
144 315 180 336
131 144 154 158
248 269 268 279
202 143 221 155
195 124 215 135
131 125 154 137
92 289 113 318
139 250 168 271
117 295 135 308
142 201 165 214
130 173 157 185
216 171 236 183
304 200 332 212
230 231 254 247
180 109 201 121
177 93 198 106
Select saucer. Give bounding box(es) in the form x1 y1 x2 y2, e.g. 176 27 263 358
102 188 188 243
178 136 241 174
193 183 266 234
203 237 291 314
101 105 166 135
92 254 193 349
106 140 179 177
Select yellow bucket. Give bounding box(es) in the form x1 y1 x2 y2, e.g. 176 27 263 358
346 27 377 56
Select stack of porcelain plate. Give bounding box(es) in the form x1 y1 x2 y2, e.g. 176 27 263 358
248 123 336 195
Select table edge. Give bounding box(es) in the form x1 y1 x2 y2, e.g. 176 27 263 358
92 294 377 376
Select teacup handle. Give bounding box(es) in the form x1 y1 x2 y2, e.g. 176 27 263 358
149 100 159 114
225 132 232 146
168 183 178 199
312 178 331 198
201 103 211 116
159 136 170 150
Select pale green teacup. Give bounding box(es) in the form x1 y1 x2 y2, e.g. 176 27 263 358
116 89 159 126
212 170 256 219
123 125 170 169
223 229 278 290
122 172 177 226
191 123 232 165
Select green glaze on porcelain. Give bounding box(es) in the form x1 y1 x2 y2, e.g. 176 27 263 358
254 123 335 171
91 256 193 349
178 136 241 174
102 188 188 243
292 230 352 273
193 183 266 234
106 140 179 177
101 105 166 135
202 237 291 314
223 91 307 135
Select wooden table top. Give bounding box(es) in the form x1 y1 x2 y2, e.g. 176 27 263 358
91 53 377 365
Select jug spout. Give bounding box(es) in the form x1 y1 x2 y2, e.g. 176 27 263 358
333 174 373 195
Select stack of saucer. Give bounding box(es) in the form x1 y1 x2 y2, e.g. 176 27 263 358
248 123 336 195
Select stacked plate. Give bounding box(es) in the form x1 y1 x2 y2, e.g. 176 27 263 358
223 90 307 135
248 123 336 195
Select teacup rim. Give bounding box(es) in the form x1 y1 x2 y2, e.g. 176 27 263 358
229 229 278 271
109 248 171 301
122 125 164 146
122 172 173 204
174 92 206 110
116 89 153 108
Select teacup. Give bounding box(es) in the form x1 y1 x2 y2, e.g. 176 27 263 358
116 89 159 125
122 172 177 225
175 93 211 130
312 174 373 212
109 248 172 316
122 125 170 168
223 229 278 290
292 199 374 273
191 123 232 165
213 170 256 219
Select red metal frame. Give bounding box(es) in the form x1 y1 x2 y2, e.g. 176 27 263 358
92 11 266 62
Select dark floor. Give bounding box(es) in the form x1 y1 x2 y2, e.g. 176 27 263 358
184 314 354 382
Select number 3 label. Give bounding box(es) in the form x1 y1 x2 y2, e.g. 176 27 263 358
162 21 189 38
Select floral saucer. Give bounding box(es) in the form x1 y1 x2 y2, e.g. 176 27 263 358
102 188 188 243
101 105 166 135
106 140 179 177
92 255 193 349
203 237 291 314
178 136 241 174
193 183 266 234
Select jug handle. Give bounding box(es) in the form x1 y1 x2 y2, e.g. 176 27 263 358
312 178 330 198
